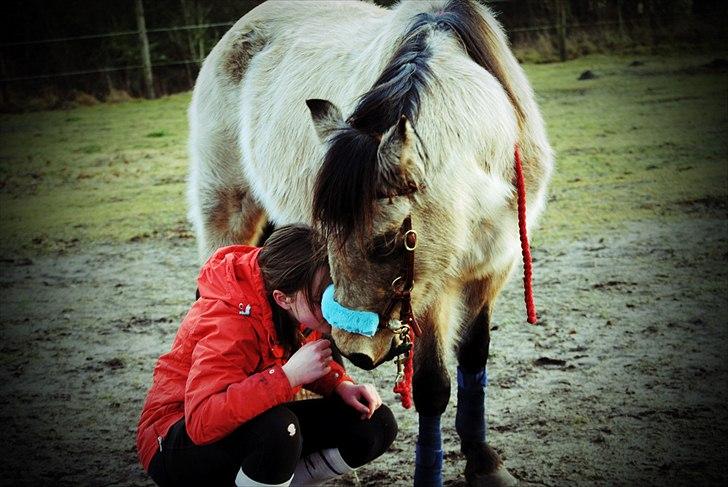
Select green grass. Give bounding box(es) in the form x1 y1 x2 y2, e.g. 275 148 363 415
527 53 727 244
0 94 192 253
0 53 726 256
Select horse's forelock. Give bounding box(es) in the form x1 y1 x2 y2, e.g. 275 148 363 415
312 13 437 247
312 127 379 247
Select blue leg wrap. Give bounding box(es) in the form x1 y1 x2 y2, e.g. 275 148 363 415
455 367 488 446
414 415 443 487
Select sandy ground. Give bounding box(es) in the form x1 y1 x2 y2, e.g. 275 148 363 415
1 209 727 486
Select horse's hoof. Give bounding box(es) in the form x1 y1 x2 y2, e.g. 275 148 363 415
466 466 519 487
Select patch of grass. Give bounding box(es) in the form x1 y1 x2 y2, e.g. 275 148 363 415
0 93 190 255
77 144 102 154
0 54 726 256
524 53 728 246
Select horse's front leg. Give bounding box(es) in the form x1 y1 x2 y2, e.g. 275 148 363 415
457 276 518 487
412 320 450 487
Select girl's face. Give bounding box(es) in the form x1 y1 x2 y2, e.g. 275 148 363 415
276 267 332 334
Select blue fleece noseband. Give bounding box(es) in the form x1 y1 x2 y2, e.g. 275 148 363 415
321 284 379 337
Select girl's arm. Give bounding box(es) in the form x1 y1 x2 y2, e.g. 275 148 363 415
304 360 353 396
184 303 294 445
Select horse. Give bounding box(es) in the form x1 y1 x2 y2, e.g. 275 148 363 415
187 1 553 485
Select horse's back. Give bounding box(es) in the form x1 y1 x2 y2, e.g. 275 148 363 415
196 1 398 224
191 0 384 120
187 1 391 257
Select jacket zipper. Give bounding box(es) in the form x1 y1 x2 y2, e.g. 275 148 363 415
157 436 163 452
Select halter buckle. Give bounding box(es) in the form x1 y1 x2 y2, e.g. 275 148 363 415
404 229 417 251
395 355 405 383
390 319 411 384
391 276 403 291
391 276 414 294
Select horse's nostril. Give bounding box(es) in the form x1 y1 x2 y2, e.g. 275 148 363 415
348 353 375 371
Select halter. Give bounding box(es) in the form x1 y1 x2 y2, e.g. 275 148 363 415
381 215 422 337
384 215 421 408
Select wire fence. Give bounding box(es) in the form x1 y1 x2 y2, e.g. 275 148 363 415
0 8 684 98
0 20 233 85
0 60 207 83
0 22 236 48
0 18 646 85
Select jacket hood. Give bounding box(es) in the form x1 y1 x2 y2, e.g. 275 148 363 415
196 245 272 323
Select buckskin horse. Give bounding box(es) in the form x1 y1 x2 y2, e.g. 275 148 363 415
187 0 553 485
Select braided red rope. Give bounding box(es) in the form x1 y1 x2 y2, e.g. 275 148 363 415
514 145 538 324
392 321 415 408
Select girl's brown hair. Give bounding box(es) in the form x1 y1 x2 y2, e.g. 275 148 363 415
258 224 330 353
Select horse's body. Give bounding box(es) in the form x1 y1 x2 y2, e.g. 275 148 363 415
188 1 553 485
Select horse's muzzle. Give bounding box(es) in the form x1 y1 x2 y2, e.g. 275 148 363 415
346 337 410 370
347 353 376 370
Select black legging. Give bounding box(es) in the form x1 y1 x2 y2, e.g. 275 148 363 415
147 397 398 486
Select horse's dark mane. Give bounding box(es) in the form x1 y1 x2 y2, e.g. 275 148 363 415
313 0 517 245
349 14 434 136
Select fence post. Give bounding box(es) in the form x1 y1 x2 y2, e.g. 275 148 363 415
557 0 567 62
0 55 7 106
135 0 156 99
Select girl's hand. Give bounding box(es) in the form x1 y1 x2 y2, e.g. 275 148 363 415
335 381 382 419
281 339 332 388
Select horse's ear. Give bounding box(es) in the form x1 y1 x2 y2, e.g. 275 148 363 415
376 115 424 197
306 98 344 142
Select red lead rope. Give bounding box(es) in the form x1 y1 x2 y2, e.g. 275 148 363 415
515 145 538 324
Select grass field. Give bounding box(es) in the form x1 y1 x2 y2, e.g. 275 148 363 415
0 53 726 255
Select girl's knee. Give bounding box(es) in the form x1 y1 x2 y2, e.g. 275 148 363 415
341 404 398 467
371 404 398 451
233 406 302 484
260 405 302 448
237 405 302 455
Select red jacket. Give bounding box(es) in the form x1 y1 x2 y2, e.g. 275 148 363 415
136 245 352 471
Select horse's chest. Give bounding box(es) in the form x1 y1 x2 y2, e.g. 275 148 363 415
464 219 519 279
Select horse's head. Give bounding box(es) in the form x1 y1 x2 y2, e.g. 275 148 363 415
306 98 457 370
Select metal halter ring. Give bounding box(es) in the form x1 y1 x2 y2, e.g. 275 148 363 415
391 276 414 293
391 276 403 290
403 229 418 251
387 318 409 334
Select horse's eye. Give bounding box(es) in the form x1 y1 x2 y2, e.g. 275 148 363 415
368 231 402 261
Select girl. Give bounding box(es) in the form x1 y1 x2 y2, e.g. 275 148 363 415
137 225 397 486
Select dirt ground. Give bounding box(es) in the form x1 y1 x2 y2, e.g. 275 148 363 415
1 208 727 486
